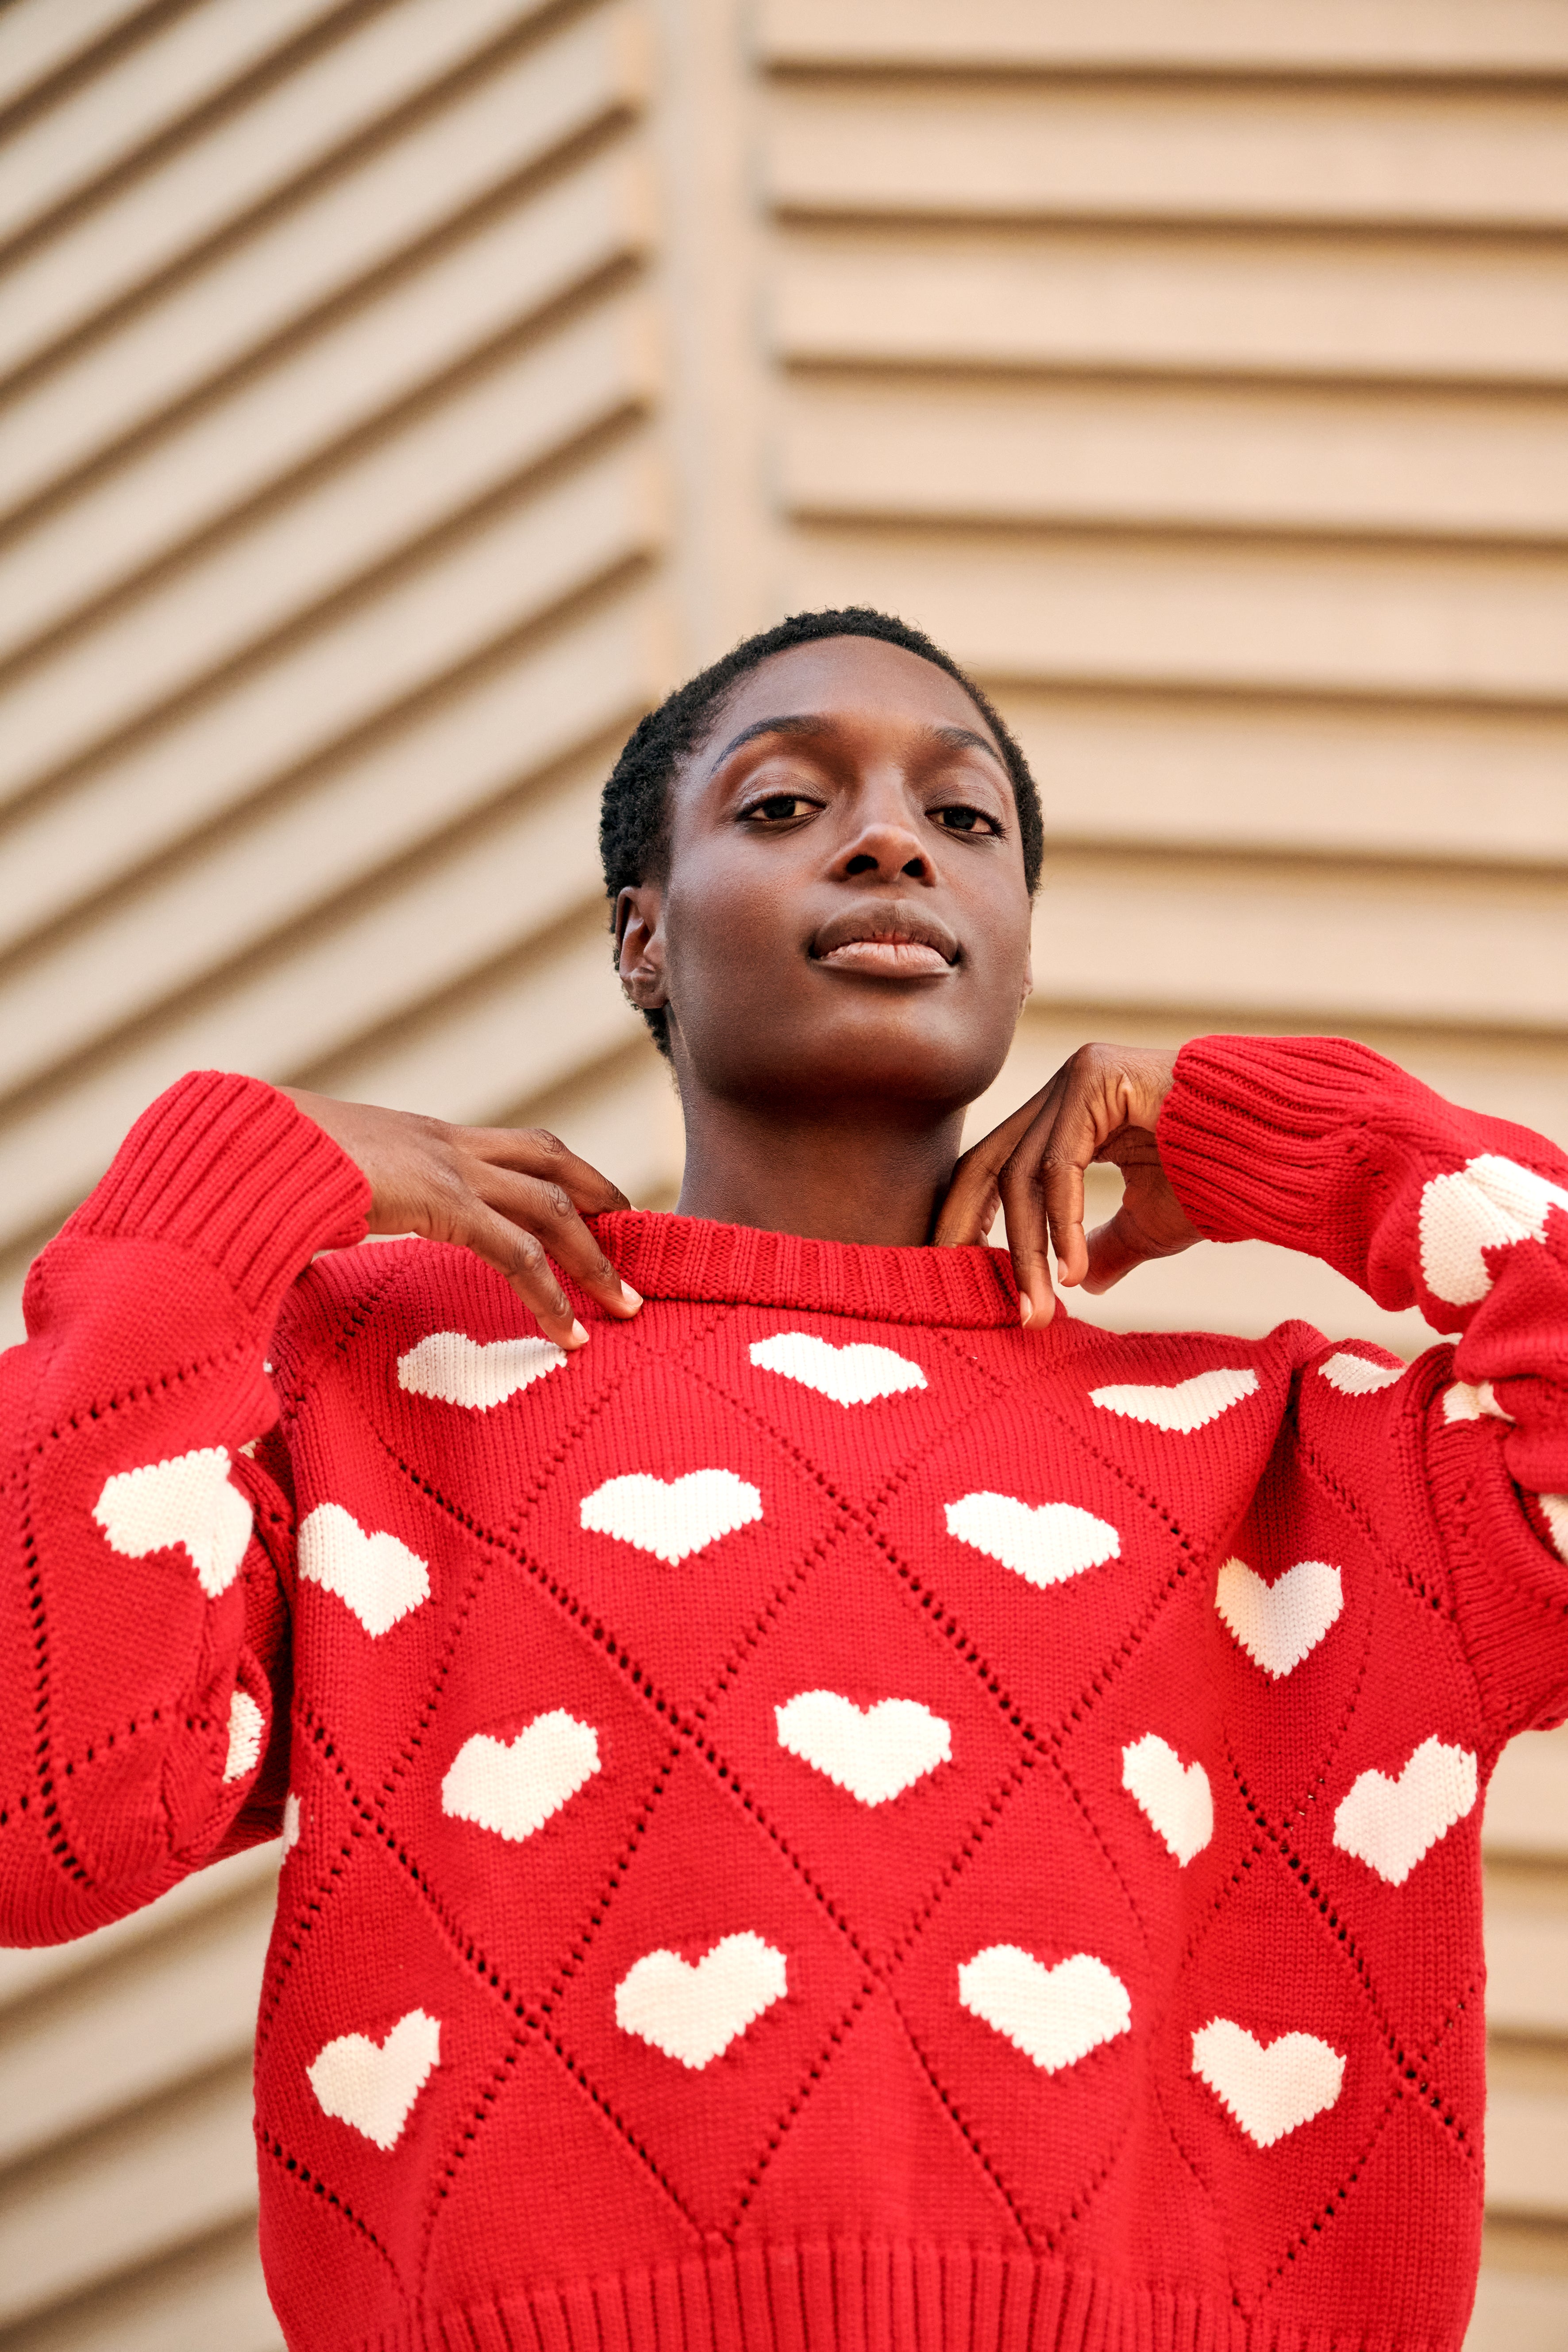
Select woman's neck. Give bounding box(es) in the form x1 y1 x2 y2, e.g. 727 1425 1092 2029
673 1092 968 1246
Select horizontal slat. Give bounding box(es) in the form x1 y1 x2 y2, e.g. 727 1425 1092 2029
0 0 550 385
0 3 649 520
0 146 654 670
0 435 665 941
1027 849 1568 1034
1487 2085 1568 2221
0 1847 278 2013
0 0 342 253
791 525 1568 703
776 228 1568 388
757 0 1568 75
0 1882 272 2168
313 911 647 1124
768 83 1568 233
995 689 1568 867
0 2058 260 2329
0 0 151 119
0 293 658 813
1466 2268 1568 2352
0 596 663 1097
784 374 1568 543
0 2219 284 2352
1484 1903 1568 2038
0 745 640 1253
1484 1730 1568 1861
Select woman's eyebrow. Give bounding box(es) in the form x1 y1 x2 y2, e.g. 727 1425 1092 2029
709 714 1007 770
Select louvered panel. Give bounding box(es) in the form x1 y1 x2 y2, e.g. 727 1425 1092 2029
0 2 649 520
0 444 665 943
998 691 1568 867
1 2220 284 2352
757 0 1568 76
769 83 1568 234
785 376 1568 544
1029 850 1568 1034
1486 2083 1568 2221
1485 1729 1568 1859
0 146 654 668
0 596 664 1100
0 0 345 253
792 527 1568 703
1484 1910 1568 2039
1468 2268 1568 2352
0 0 154 116
0 296 658 811
0 0 557 389
776 230 1568 388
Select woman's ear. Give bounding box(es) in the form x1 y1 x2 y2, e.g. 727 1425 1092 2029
615 885 668 1009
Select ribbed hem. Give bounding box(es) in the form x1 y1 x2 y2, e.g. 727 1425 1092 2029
61 1070 369 1318
339 2244 1461 2352
584 1213 1020 1330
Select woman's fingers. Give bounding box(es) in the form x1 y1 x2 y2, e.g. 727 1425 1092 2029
463 1124 630 1215
935 1091 1051 1247
475 1164 642 1323
459 1198 590 1346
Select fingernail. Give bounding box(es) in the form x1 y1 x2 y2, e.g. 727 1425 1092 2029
568 1320 589 1348
620 1283 643 1310
1019 1297 1033 1327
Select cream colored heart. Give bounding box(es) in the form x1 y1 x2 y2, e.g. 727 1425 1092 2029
1543 1494 1568 1564
615 1932 786 2068
579 1469 762 1565
749 1331 926 1407
1214 1557 1342 1678
1191 2017 1344 2147
1121 1733 1213 1866
958 1945 1131 2073
281 1793 301 1858
442 1710 600 1842
945 1493 1119 1588
298 1501 430 1636
222 1690 266 1784
1332 1736 1477 1885
775 1690 950 1806
308 2008 441 2149
93 1448 253 1599
1419 1154 1568 1309
1089 1367 1257 1432
1319 1351 1403 1397
1442 1379 1510 1425
397 1330 565 1410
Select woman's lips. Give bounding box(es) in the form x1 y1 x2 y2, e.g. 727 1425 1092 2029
815 938 953 975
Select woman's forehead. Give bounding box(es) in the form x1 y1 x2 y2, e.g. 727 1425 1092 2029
696 634 1003 765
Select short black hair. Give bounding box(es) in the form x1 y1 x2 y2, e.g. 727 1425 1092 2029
600 605 1041 1056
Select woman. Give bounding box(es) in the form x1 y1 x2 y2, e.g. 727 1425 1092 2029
4 607 1564 2352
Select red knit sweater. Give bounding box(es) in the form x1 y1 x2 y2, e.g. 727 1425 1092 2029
3 1037 1567 2352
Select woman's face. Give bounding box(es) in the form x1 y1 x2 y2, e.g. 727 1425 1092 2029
617 635 1035 1113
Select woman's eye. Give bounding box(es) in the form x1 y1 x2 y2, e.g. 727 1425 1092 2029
934 804 995 834
745 794 812 822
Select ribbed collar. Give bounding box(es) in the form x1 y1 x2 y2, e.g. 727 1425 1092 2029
586 1210 1022 1329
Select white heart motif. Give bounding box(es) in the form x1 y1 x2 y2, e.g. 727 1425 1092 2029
298 1501 430 1636
1191 2018 1345 2147
397 1330 565 1410
1332 1736 1478 1885
959 1946 1131 2073
1419 1154 1568 1308
1121 1734 1213 1866
1089 1367 1257 1432
281 1793 301 1858
1214 1557 1342 1678
1319 1351 1404 1397
775 1691 951 1806
1442 1380 1511 1425
579 1469 762 1565
749 1331 926 1407
222 1690 266 1783
307 2009 441 2149
92 1449 253 1599
442 1711 600 1842
615 1932 787 2068
1542 1494 1568 1564
945 1493 1120 1588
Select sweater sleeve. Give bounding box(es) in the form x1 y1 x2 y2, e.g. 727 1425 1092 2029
1157 1034 1568 1736
0 1072 369 1944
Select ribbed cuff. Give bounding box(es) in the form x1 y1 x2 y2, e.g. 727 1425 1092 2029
62 1071 370 1319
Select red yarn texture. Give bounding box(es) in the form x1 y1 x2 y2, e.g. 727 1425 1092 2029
3 1038 1567 2352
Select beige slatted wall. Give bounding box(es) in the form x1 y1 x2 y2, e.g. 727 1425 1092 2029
0 1 1565 2342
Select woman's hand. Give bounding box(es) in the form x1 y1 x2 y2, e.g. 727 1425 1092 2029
281 1089 640 1350
935 1043 1202 1326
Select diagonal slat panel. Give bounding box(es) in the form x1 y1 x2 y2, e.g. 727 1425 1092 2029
0 0 158 119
